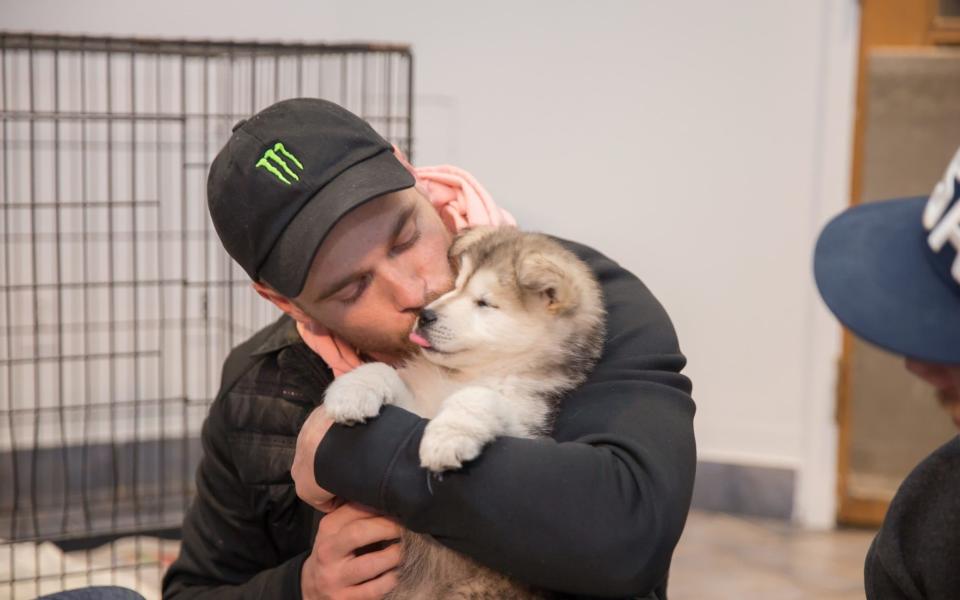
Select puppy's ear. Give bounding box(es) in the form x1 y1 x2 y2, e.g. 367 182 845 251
448 225 499 267
518 252 578 315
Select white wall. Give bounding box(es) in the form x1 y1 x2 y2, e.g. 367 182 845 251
1 0 861 527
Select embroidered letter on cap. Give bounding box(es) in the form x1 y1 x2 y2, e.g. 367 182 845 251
255 142 304 186
925 146 960 283
924 147 960 229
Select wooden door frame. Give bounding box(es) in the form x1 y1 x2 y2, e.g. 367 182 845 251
838 0 960 526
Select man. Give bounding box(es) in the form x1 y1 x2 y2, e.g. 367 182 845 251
162 98 696 599
814 146 960 599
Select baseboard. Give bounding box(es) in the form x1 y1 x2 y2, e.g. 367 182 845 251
2 441 798 544
691 460 796 521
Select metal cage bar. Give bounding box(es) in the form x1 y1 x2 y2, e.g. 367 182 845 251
0 31 413 599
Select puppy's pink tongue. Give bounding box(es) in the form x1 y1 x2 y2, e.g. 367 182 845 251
409 332 432 348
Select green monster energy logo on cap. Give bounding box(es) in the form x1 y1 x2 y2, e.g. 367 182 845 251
255 142 304 185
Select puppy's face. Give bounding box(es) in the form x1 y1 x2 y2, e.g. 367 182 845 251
409 227 580 372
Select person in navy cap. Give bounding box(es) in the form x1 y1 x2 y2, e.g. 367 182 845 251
815 147 960 599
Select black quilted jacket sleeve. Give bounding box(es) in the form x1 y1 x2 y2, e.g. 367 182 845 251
163 319 325 600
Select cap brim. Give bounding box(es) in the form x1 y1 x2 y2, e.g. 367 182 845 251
258 149 415 297
814 196 960 364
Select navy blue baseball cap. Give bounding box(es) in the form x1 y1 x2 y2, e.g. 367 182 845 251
814 147 960 364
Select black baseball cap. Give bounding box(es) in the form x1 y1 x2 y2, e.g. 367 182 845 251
207 98 415 297
814 146 960 364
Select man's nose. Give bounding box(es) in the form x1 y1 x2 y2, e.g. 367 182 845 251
384 264 427 312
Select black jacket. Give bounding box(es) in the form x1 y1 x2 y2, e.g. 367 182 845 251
162 239 697 600
864 435 960 599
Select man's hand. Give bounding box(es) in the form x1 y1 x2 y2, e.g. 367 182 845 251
905 359 960 429
301 502 402 600
294 406 338 511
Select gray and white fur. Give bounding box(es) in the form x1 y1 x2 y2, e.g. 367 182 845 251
323 226 606 599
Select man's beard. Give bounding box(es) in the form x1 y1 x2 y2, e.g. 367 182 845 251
341 326 421 362
301 287 447 363
345 287 448 361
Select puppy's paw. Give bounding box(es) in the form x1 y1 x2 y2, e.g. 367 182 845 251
322 363 402 425
419 420 489 472
323 384 384 426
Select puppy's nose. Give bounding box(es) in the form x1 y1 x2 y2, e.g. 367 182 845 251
419 308 438 327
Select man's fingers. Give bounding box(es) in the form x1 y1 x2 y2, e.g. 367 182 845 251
344 569 400 600
316 495 344 513
340 543 402 586
332 516 402 557
317 502 382 538
941 391 960 428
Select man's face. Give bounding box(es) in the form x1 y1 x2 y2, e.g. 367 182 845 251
905 359 960 428
291 187 454 361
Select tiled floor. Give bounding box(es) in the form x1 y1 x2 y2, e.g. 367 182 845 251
669 511 877 600
4 510 877 600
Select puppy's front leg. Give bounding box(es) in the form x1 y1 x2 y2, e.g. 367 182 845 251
419 386 510 472
323 362 413 425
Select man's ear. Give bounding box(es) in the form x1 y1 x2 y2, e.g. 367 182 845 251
517 252 578 315
252 281 316 326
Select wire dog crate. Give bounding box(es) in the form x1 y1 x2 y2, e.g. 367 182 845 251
0 32 413 599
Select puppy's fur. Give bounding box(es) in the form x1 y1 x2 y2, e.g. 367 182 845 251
323 226 606 599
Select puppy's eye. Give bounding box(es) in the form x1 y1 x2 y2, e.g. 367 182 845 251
475 298 497 309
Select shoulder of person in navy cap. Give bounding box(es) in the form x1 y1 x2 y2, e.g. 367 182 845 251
171 97 696 600
814 146 960 600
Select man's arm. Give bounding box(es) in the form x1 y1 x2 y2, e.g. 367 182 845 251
310 241 697 597
162 397 309 600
